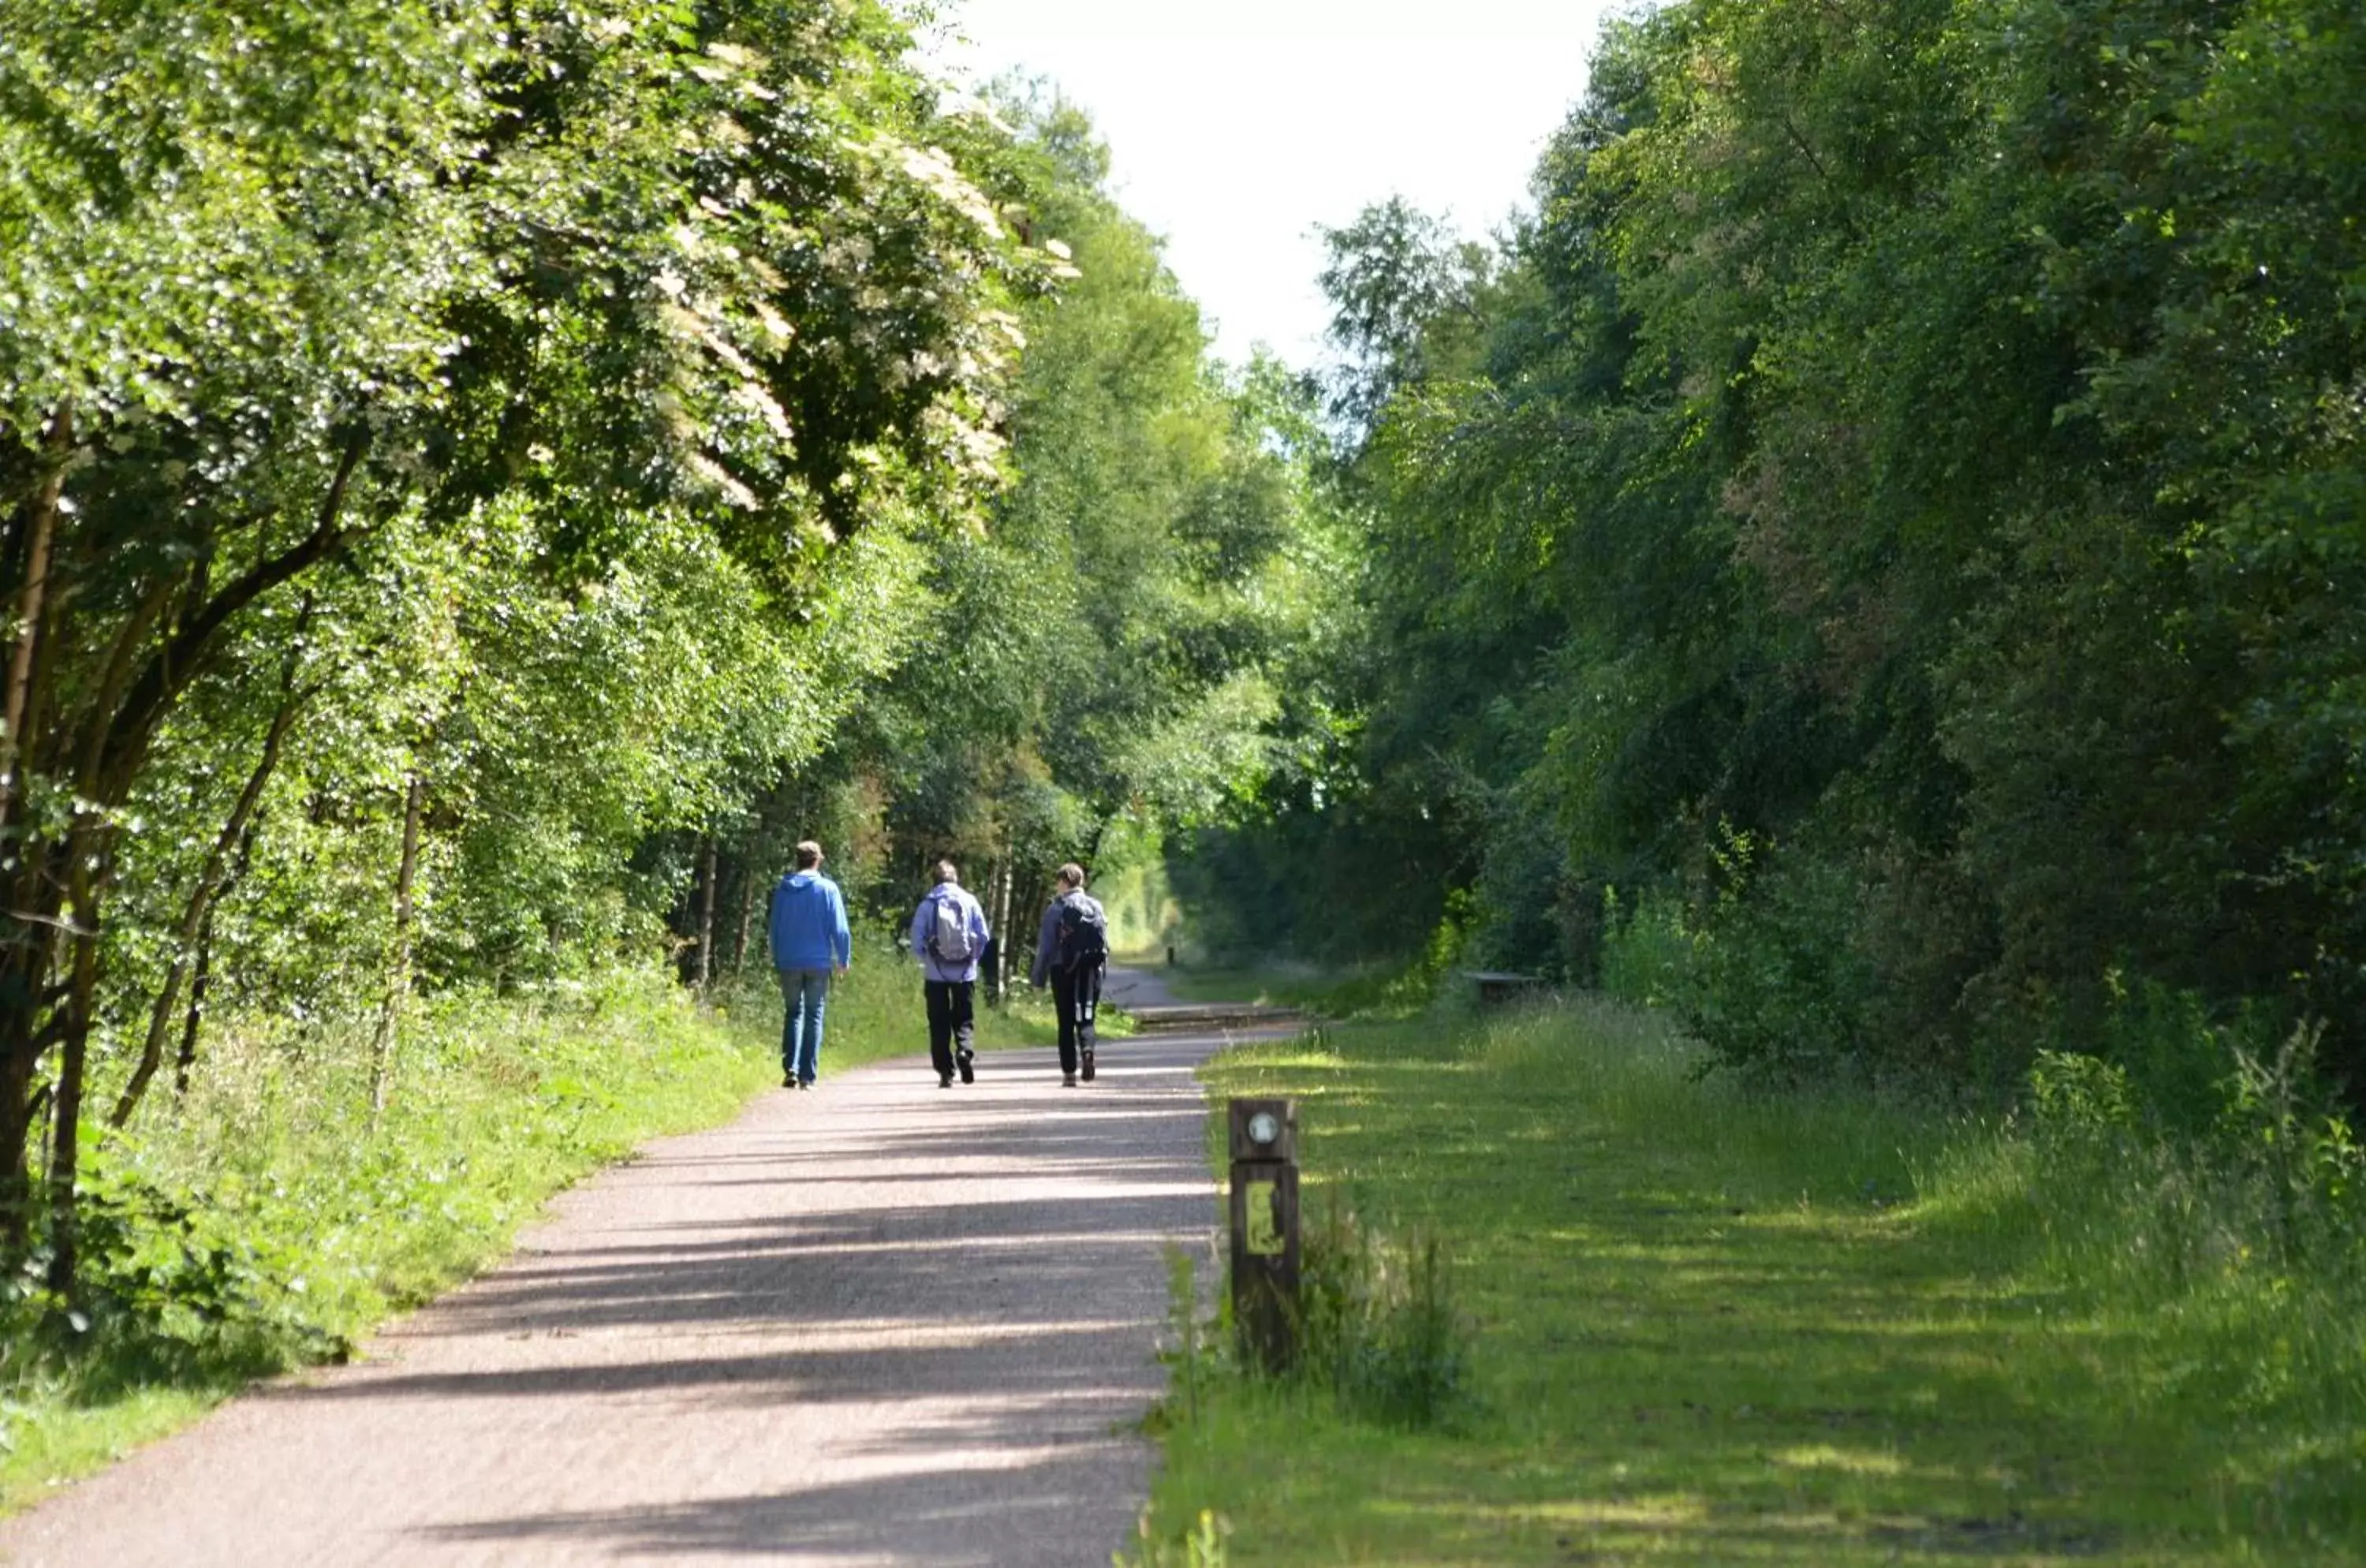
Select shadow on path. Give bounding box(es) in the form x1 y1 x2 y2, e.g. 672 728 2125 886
0 984 1282 1567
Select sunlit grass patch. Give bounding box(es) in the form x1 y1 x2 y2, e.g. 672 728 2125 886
1771 1443 1911 1478
1141 991 2366 1565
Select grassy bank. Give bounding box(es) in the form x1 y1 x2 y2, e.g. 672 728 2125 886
6 931 1051 1511
1141 996 2366 1566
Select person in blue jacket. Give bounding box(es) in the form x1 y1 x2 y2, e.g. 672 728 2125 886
768 840 851 1089
909 860 991 1088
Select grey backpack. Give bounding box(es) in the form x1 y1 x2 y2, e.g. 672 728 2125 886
928 891 976 964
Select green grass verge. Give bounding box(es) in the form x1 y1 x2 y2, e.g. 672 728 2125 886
1141 996 2366 1566
4 931 1054 1512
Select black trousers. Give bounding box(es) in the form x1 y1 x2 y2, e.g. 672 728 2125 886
924 979 976 1079
1049 961 1103 1075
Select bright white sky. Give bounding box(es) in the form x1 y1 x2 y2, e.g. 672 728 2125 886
925 1 1625 371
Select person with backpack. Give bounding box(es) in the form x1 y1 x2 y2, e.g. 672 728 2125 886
909 860 991 1088
768 840 851 1090
1029 861 1109 1088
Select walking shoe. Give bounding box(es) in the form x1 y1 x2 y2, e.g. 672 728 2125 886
1062 1073 1078 1088
1080 1047 1095 1083
782 1071 796 1089
939 1073 953 1089
957 1049 976 1085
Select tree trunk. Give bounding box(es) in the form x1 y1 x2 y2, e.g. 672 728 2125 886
990 846 1015 999
370 771 426 1118
0 864 62 1250
84 429 366 812
44 824 102 1296
1009 863 1049 995
110 683 302 1127
733 857 756 976
0 409 72 1251
0 426 368 1263
694 834 718 998
172 905 216 1099
179 812 259 1099
2 406 69 816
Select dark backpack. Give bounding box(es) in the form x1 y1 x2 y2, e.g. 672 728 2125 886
1054 893 1108 973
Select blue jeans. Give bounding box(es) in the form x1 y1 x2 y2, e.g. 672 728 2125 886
778 968 831 1084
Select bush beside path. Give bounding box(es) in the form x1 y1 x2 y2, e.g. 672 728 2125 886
2 968 1239 1566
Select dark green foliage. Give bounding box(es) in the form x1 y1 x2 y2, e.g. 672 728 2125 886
1198 0 2366 1098
731 84 1340 955
0 0 1071 1301
1168 790 1450 968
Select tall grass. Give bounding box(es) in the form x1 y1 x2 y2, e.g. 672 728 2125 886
1293 1190 1471 1428
1920 1028 2366 1540
1513 989 2366 1530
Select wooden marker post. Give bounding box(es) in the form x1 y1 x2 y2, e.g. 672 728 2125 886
1227 1096 1299 1372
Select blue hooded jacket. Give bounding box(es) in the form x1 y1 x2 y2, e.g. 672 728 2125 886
769 870 851 973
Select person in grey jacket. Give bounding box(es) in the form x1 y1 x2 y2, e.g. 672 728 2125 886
910 861 991 1088
1030 862 1107 1088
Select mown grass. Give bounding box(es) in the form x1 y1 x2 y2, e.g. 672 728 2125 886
1143 995 2366 1566
3 928 1053 1512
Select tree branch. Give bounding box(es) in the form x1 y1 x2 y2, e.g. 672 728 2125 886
72 572 179 793
93 426 370 805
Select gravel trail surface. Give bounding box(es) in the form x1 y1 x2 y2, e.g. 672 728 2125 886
2 967 1260 1567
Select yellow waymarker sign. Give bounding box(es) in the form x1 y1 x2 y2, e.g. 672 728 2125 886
1244 1180 1284 1256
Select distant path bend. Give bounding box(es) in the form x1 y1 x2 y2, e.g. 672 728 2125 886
2 965 1278 1567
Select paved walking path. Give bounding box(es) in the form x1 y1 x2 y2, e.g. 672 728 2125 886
2 968 1279 1566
